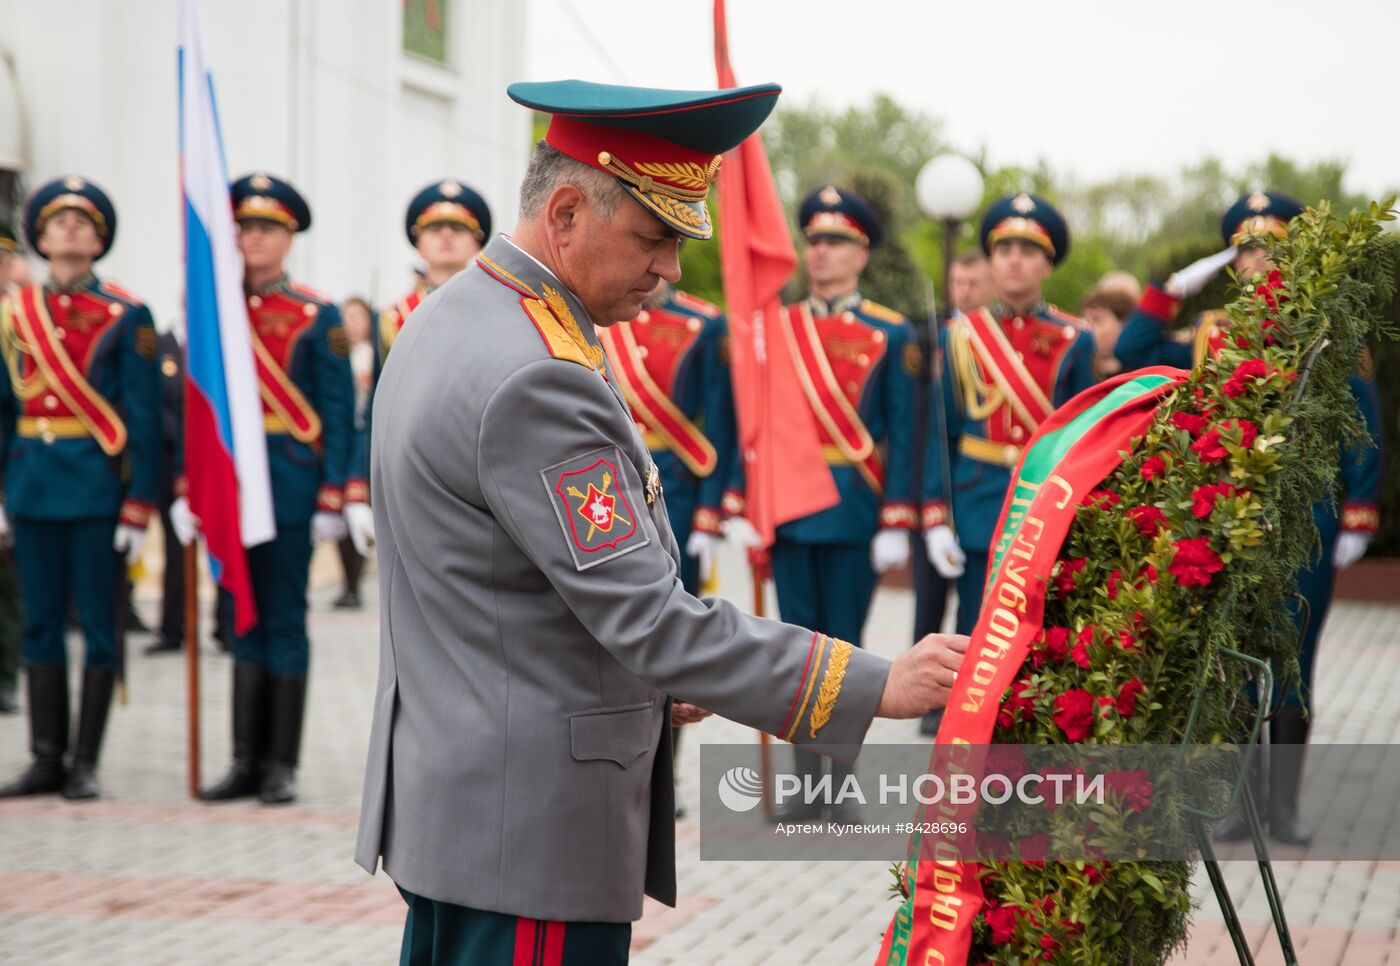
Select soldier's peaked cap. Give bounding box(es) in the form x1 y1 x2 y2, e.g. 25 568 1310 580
507 79 782 241
25 176 118 259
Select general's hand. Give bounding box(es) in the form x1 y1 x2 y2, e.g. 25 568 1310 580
876 633 969 718
671 701 713 727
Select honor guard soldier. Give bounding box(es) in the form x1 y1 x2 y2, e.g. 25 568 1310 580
0 221 21 714
0 177 162 799
596 281 735 595
922 193 1097 635
354 80 967 964
200 173 357 805
342 179 493 541
378 179 491 363
1114 190 1382 844
768 185 919 820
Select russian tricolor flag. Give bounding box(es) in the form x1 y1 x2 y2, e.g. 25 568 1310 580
179 0 275 635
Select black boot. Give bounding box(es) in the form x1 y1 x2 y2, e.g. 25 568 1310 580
200 663 268 801
0 666 69 797
772 747 824 822
1213 738 1264 842
260 675 307 804
63 668 116 800
1268 705 1312 845
672 725 685 819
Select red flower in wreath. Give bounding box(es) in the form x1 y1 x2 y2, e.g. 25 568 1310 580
1117 677 1145 716
1053 689 1096 741
1071 626 1094 669
998 682 1038 729
984 904 1020 945
1085 489 1120 511
1140 455 1166 480
1106 569 1123 599
1127 504 1167 536
1034 626 1070 668
1054 558 1087 593
1117 629 1140 652
1190 427 1228 463
1190 481 1237 518
1223 357 1271 398
1224 418 1259 449
1104 770 1154 813
1169 536 1224 587
1171 411 1209 435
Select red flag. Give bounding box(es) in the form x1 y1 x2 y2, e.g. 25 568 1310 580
714 0 837 546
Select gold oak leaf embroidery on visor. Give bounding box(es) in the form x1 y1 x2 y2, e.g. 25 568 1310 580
543 447 651 571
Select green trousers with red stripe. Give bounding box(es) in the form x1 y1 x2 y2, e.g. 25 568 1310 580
398 887 631 966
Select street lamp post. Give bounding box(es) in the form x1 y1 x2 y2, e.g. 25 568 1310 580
915 154 985 317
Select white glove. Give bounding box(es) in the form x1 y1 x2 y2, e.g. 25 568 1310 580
871 527 910 574
113 524 147 566
311 511 348 545
344 502 376 557
1334 531 1370 569
0 505 10 550
1164 246 1237 299
924 525 967 579
169 496 199 547
720 515 762 549
685 531 721 578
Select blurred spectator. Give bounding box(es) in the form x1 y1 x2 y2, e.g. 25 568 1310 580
334 296 375 609
1096 269 1142 303
948 250 992 319
1081 285 1137 378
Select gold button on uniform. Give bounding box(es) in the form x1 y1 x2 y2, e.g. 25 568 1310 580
58 295 71 308
1011 425 1025 441
249 295 262 308
44 395 58 410
1004 445 1019 463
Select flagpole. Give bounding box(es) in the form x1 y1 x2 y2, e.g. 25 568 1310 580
185 538 200 799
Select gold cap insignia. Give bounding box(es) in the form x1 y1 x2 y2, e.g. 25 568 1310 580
439 180 462 197
63 176 86 191
1247 190 1270 212
250 173 273 190
819 185 842 206
1011 192 1036 214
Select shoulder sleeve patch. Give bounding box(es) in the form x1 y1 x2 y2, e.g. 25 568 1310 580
135 326 158 359
902 340 922 376
859 299 905 325
542 446 651 570
328 325 349 358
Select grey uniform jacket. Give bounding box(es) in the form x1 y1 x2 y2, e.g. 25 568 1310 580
354 237 891 923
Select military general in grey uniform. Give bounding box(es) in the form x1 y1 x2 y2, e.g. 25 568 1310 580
355 79 968 965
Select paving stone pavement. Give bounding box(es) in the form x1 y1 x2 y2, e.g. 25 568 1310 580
1 538 1397 964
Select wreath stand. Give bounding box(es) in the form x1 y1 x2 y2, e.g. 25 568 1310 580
1180 647 1297 966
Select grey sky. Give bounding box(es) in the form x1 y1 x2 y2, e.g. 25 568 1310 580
526 0 1399 199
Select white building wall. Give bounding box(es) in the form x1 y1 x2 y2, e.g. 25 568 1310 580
0 0 529 326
